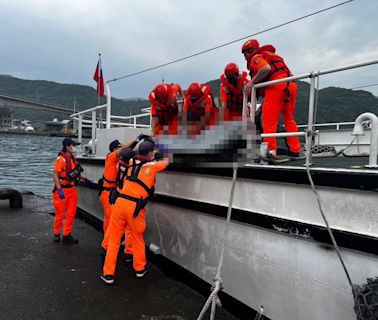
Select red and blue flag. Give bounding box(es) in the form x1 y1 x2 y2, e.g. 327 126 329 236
93 59 105 96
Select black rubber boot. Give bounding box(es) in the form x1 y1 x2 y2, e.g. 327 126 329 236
288 151 300 157
62 235 79 244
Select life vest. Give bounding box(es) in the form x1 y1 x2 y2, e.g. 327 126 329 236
220 71 248 114
98 152 118 196
149 84 178 124
112 156 155 217
185 84 214 122
54 151 82 192
101 175 116 188
248 45 291 81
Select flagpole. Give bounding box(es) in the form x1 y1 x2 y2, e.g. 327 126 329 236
98 53 101 127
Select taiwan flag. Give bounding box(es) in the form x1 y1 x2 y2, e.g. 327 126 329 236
93 59 105 96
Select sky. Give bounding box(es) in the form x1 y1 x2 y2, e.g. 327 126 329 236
1 0 378 102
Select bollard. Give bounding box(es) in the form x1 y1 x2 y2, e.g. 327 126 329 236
0 188 23 208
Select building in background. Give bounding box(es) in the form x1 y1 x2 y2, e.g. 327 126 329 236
0 107 13 129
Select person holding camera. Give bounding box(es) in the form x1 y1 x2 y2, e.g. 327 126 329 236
52 138 84 244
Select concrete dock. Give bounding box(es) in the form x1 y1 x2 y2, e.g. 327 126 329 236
0 194 239 320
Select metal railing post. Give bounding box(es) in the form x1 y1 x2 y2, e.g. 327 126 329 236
133 117 136 128
242 88 248 120
91 110 96 154
305 75 316 166
73 118 78 133
78 114 83 145
250 87 257 125
105 83 111 129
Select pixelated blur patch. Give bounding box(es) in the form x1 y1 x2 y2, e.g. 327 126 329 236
155 119 259 168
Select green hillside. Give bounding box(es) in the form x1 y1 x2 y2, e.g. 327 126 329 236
0 74 377 124
206 79 378 124
0 75 149 121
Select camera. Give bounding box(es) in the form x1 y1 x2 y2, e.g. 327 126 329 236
68 164 84 180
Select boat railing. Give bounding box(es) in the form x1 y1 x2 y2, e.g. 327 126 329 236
297 121 372 130
297 122 354 130
72 59 378 167
70 83 150 154
246 59 378 167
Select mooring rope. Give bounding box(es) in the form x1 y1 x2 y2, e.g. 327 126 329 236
197 167 238 320
305 164 362 318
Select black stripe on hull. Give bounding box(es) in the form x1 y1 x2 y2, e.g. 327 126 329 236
76 206 263 320
78 158 378 192
78 181 378 257
151 194 378 256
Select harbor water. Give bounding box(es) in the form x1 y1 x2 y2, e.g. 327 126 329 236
0 134 74 197
0 134 370 198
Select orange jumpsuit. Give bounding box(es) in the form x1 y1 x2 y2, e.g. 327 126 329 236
150 84 179 136
100 151 118 233
103 159 169 275
248 52 300 153
100 151 132 255
183 86 217 135
52 154 78 236
220 72 249 121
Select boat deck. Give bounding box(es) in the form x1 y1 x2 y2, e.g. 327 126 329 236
0 194 238 320
270 154 376 169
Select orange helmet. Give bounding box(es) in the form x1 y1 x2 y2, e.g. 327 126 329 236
171 83 183 96
241 39 260 55
154 84 168 103
187 82 202 100
224 63 239 77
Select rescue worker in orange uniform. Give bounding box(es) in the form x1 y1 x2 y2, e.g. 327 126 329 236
220 62 249 121
149 83 180 137
100 141 170 285
171 83 184 99
242 39 301 158
52 138 84 244
183 82 217 135
99 138 140 258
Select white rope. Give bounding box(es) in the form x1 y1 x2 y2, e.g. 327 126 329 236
197 167 238 320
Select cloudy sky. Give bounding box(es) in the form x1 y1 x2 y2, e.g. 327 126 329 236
1 0 378 100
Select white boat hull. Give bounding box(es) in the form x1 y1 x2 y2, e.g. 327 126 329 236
77 163 378 320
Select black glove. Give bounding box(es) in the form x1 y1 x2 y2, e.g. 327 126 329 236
137 133 146 141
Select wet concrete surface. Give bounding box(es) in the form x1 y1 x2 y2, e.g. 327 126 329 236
0 194 238 320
